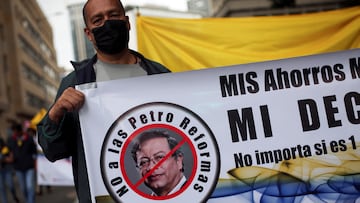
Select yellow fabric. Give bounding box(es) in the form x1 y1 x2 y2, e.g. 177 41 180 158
30 108 47 130
1 146 9 155
137 6 360 72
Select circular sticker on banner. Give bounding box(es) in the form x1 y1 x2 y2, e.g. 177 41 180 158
100 102 220 203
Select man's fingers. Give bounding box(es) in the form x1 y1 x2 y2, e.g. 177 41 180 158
48 87 85 123
60 99 77 112
61 88 85 111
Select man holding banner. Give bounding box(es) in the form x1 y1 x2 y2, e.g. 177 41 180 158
37 0 170 202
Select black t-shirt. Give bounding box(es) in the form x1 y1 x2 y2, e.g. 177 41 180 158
8 134 36 171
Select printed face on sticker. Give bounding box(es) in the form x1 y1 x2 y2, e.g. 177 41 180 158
132 130 184 196
102 103 220 202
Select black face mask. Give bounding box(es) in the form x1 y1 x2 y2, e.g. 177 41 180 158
92 19 129 54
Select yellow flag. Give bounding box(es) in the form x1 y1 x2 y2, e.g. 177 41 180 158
137 6 360 72
30 108 47 130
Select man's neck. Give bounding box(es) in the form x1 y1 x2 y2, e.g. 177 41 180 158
97 49 135 64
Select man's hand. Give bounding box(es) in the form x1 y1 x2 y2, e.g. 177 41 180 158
48 87 85 123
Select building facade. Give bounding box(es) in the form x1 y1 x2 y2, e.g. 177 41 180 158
68 3 95 62
67 2 202 61
0 0 63 137
188 0 360 17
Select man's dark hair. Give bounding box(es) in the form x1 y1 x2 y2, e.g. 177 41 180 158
131 130 184 170
82 0 125 26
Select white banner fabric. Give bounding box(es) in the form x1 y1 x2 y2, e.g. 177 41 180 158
37 155 74 186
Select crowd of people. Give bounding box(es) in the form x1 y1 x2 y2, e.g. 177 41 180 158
0 123 49 203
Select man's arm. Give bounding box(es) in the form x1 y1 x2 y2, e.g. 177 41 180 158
37 82 85 162
37 109 74 162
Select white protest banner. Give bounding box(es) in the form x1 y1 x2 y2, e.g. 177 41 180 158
37 154 74 186
35 134 74 186
78 49 360 203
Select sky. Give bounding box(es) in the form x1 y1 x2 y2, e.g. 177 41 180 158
36 0 188 71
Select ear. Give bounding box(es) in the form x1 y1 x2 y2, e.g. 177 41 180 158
84 27 93 42
125 16 131 31
176 154 184 170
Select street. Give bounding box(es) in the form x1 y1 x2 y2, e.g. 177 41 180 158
36 186 77 203
6 186 77 203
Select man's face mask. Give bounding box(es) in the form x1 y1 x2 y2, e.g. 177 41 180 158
91 19 129 54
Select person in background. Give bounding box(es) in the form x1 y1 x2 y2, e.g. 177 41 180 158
1 135 20 203
1 136 11 203
8 124 37 203
26 127 52 196
37 0 170 202
3 127 20 203
131 130 186 196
